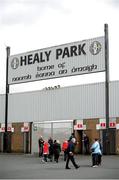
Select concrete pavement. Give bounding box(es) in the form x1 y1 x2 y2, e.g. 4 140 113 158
0 154 119 179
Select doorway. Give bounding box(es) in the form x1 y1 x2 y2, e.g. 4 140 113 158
102 129 116 154
23 132 31 153
3 132 12 153
75 130 83 154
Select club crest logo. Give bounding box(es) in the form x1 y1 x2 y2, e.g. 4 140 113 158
11 57 19 69
89 41 101 55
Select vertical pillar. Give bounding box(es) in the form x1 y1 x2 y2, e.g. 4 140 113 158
4 47 10 152
105 24 110 154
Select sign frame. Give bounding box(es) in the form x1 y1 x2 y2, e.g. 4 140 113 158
8 36 105 85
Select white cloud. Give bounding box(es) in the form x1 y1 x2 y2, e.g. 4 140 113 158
109 0 119 6
0 0 65 26
0 0 119 93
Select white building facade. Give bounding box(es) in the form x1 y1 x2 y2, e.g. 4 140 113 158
0 81 119 154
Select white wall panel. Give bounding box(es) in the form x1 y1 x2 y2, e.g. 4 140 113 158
4 81 119 123
110 81 119 117
8 82 106 123
0 95 5 123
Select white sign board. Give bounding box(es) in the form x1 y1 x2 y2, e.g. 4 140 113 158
76 120 83 124
96 124 100 130
74 119 85 130
0 123 14 132
116 124 119 130
24 122 29 127
21 127 29 132
1 123 12 128
8 36 105 84
21 122 30 132
74 124 86 130
99 118 106 129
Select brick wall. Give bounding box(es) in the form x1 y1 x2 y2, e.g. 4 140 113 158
74 119 100 153
116 118 119 154
84 119 100 145
11 123 24 153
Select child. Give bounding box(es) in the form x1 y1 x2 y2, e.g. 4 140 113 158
62 140 68 161
42 141 49 162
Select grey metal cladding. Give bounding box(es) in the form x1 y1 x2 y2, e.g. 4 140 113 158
109 81 119 117
0 81 117 123
0 94 5 123
7 82 106 123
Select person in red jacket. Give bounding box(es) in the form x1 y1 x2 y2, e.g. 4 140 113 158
62 140 68 161
42 141 49 162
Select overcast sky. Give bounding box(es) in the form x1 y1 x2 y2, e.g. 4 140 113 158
0 0 119 94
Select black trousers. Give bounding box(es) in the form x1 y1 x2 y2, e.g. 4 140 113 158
39 146 43 157
65 154 78 168
43 154 48 162
84 144 89 154
92 153 98 166
63 151 68 161
98 154 102 165
54 153 60 162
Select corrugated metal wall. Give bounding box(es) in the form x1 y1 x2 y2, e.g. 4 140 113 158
109 81 119 117
0 81 119 124
0 94 5 123
8 82 106 123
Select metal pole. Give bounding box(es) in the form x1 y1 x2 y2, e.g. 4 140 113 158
104 24 110 154
4 46 10 152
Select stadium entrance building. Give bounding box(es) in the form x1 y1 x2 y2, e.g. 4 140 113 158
0 81 119 154
1 25 118 154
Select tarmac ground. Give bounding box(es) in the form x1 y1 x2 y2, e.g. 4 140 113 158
0 153 119 179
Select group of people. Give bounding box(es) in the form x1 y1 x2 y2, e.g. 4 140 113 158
38 133 102 169
38 136 61 163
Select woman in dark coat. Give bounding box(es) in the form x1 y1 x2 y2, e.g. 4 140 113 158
48 137 54 162
53 140 61 163
38 136 44 157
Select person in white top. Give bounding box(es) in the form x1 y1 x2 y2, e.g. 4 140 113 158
91 138 102 167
